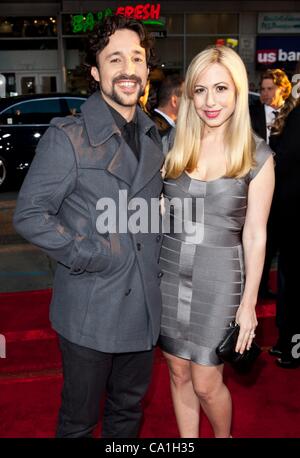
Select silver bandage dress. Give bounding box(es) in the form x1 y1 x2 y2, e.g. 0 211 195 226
159 139 272 366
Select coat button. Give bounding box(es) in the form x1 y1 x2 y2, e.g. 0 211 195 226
136 243 141 251
157 271 164 279
125 288 132 296
156 235 161 242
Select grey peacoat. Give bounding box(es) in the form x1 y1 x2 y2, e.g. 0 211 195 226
13 91 165 353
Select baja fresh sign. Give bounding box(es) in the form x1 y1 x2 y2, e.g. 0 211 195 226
72 3 162 33
256 36 300 70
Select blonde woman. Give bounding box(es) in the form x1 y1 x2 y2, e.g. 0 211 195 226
159 46 275 438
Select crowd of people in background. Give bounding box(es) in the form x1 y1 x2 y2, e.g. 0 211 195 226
251 65 300 369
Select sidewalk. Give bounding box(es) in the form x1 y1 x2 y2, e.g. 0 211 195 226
0 195 54 293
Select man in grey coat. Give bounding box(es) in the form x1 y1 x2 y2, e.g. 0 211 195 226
13 15 164 438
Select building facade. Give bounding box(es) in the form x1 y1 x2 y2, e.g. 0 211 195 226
0 0 300 96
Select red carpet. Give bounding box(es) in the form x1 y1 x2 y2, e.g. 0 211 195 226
1 281 300 438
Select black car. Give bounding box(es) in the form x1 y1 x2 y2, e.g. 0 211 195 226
0 93 87 190
248 91 260 106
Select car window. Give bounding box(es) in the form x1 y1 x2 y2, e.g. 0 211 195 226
64 97 86 115
1 98 63 124
248 92 260 107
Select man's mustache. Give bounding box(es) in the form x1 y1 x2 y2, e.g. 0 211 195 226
112 74 143 85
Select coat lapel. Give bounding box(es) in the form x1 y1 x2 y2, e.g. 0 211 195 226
81 91 138 185
107 140 138 186
81 93 163 190
129 107 164 198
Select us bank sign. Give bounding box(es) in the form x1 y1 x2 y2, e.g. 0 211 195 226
256 36 300 70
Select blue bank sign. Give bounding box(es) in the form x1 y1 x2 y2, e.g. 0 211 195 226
256 36 300 70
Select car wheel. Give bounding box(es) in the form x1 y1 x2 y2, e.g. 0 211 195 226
0 156 7 189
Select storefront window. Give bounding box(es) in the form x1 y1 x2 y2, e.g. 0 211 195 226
66 69 88 94
186 14 238 34
1 72 16 96
64 38 89 94
62 14 78 35
0 40 57 50
155 37 183 70
0 17 57 37
165 14 184 34
65 37 87 52
186 36 238 64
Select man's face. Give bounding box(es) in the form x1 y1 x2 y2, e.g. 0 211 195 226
91 28 149 117
260 78 284 109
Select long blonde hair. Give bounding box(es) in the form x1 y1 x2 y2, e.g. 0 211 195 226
165 46 255 179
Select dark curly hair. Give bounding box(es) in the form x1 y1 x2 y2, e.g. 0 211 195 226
85 15 156 93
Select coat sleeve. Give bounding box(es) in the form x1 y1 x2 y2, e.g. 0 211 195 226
13 123 111 275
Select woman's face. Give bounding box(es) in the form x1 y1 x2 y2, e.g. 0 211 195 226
193 62 236 130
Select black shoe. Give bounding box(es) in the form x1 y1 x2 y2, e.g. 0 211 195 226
276 356 300 369
269 346 283 357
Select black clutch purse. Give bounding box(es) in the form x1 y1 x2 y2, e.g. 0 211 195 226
216 321 261 371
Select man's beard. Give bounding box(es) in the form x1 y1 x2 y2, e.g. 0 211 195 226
101 74 145 107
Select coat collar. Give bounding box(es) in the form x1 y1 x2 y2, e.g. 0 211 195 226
81 91 119 146
81 91 155 146
81 91 164 191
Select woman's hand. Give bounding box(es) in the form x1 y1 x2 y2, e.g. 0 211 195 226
235 304 258 354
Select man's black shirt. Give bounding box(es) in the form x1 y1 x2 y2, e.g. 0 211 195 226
107 102 140 160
